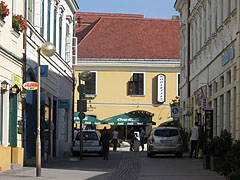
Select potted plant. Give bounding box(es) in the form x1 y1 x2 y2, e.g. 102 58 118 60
219 140 240 180
0 1 9 25
203 139 215 169
12 14 27 33
210 130 233 171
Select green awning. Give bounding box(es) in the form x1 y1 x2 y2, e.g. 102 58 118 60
102 113 156 126
74 112 102 125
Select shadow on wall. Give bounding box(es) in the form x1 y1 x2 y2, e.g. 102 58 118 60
24 58 73 160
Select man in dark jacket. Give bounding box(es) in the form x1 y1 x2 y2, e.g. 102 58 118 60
100 127 111 160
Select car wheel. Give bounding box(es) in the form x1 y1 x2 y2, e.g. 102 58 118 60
147 150 154 158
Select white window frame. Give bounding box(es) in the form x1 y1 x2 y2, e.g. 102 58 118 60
131 72 145 96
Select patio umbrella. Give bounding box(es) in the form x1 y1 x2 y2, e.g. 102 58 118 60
74 112 102 125
102 113 156 126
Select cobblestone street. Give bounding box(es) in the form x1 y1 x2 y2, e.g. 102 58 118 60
0 148 226 180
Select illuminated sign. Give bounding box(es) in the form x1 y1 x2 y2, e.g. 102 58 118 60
157 74 166 103
23 81 38 90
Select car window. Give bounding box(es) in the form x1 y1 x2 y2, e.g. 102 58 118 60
154 129 178 137
76 132 98 140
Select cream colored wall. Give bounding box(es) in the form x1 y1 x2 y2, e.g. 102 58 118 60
74 70 179 127
0 0 24 59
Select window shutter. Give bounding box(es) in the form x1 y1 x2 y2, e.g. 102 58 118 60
72 37 78 65
127 81 134 95
35 0 42 28
28 0 33 23
65 36 71 63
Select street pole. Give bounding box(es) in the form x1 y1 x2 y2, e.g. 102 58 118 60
36 48 41 177
79 74 83 160
35 42 56 177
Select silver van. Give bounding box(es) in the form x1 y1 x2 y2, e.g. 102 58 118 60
72 130 102 156
147 127 183 158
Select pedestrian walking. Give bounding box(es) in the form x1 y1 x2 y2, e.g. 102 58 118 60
100 127 111 160
140 127 145 151
189 122 199 159
130 127 135 151
112 128 119 151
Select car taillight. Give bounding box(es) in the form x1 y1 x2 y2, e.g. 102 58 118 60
152 137 155 143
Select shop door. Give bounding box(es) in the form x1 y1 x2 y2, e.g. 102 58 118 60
9 95 17 148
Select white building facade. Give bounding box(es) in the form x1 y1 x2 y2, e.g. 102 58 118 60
25 0 78 160
175 0 240 139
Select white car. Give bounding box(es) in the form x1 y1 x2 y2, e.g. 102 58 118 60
72 130 102 156
147 127 183 158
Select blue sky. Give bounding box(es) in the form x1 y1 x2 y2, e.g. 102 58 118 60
76 0 179 19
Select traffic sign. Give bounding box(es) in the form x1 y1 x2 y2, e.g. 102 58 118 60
171 107 179 118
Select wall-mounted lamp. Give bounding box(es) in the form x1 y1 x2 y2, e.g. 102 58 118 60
1 80 8 93
20 89 27 99
10 84 20 95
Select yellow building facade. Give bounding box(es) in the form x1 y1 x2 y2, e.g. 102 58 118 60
74 62 180 135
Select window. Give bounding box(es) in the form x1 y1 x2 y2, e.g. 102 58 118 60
85 72 96 95
227 70 231 85
40 0 44 36
59 15 62 55
214 81 218 93
220 95 224 131
226 91 231 132
208 84 212 96
53 7 57 46
132 73 144 95
154 129 178 137
65 24 71 62
47 0 51 42
28 0 33 23
220 76 224 88
227 0 231 16
233 66 237 81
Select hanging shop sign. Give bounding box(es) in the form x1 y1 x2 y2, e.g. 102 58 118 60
23 81 38 90
157 74 166 103
58 99 70 109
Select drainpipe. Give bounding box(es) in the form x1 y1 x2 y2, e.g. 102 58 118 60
187 0 191 98
72 12 76 143
22 0 27 166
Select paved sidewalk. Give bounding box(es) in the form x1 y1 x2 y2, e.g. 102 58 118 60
0 147 227 180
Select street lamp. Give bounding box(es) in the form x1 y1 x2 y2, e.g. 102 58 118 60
36 42 56 177
78 71 91 160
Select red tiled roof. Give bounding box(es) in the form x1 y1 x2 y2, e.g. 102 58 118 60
76 13 180 60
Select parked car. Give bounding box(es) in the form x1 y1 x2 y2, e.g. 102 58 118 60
147 127 183 158
72 130 102 156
